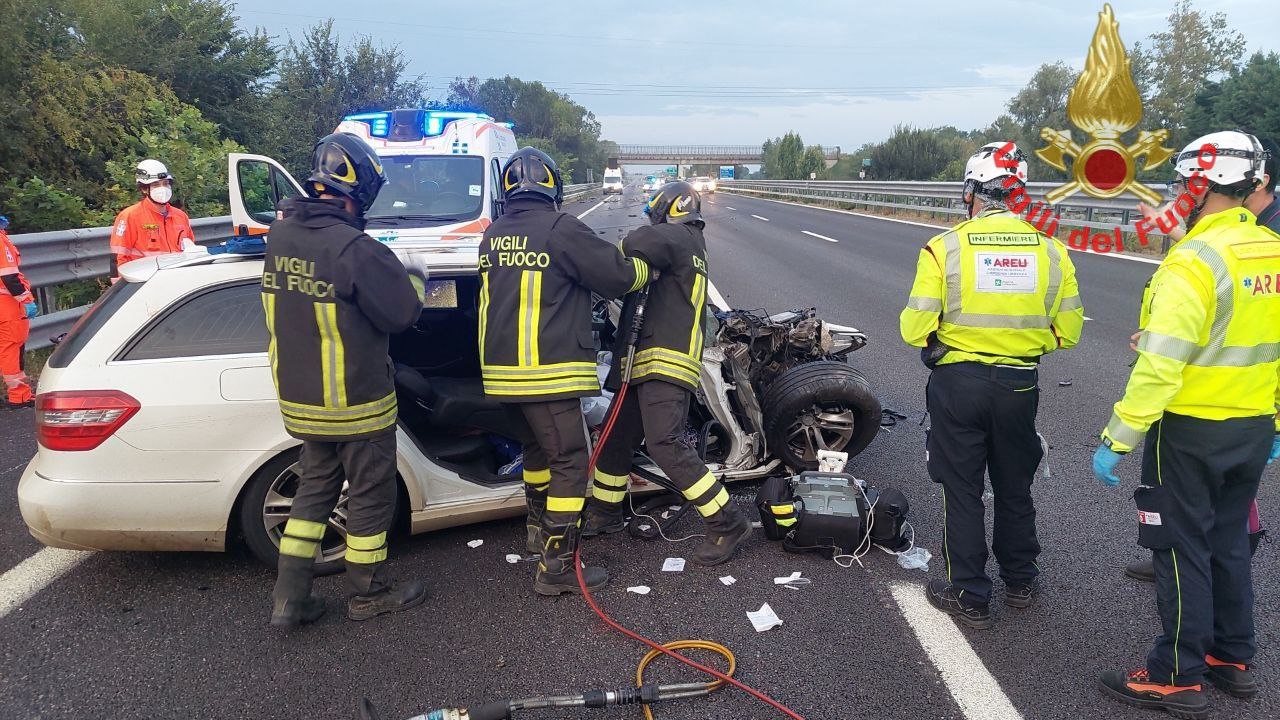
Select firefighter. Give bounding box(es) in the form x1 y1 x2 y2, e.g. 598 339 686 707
263 132 428 627
581 181 750 566
899 142 1084 629
478 147 649 596
1093 131 1280 717
0 215 37 409
1125 135 1279 582
109 159 195 276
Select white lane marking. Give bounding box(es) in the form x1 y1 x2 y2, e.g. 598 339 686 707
889 582 1024 720
577 200 607 219
0 548 92 619
724 206 737 211
1084 316 1094 321
801 230 838 243
720 191 1163 265
750 214 769 222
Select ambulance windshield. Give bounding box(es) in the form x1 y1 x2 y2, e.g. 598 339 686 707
367 155 486 225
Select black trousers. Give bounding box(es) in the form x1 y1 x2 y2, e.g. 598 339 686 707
593 380 729 517
508 399 590 526
926 362 1043 606
1140 412 1272 686
291 433 398 595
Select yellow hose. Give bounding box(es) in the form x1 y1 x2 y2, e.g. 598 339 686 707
635 640 736 720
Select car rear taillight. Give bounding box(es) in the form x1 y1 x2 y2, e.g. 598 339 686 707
36 391 141 451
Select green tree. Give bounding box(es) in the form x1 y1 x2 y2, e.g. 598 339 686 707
761 132 805 179
869 126 953 180
800 146 826 179
1185 52 1280 147
264 21 425 174
71 0 276 145
1131 0 1247 144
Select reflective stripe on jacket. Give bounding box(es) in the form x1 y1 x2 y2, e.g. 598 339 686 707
478 198 648 402
899 208 1084 367
1102 207 1280 452
621 223 709 391
262 198 422 441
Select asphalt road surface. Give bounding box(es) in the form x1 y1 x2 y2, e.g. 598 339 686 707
1 185 1276 720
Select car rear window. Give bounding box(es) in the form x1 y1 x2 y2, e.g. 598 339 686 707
118 281 268 361
47 281 143 369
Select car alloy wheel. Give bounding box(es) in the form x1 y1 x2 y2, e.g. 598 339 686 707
262 463 350 565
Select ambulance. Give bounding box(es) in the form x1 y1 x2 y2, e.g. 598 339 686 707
228 108 519 253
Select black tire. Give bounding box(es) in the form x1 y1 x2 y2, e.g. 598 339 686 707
761 361 882 471
238 448 360 576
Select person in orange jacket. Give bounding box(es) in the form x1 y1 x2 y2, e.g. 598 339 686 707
109 159 194 276
0 214 37 409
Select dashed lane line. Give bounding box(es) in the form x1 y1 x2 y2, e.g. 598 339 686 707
750 214 770 222
724 206 737 211
720 191 1163 265
890 582 1024 720
577 200 607 219
0 548 92 620
801 230 839 243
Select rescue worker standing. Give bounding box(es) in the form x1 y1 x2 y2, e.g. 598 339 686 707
899 142 1084 629
109 159 194 275
0 215 37 409
1093 131 1280 718
581 181 750 566
263 133 427 627
478 148 649 596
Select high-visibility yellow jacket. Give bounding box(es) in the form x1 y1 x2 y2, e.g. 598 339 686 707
1102 207 1280 452
899 208 1084 367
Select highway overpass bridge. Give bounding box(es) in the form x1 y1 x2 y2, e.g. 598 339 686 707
614 144 841 167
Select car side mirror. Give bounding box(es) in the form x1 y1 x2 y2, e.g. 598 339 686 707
492 197 506 217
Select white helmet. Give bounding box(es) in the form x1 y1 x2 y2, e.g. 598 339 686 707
135 159 172 186
1173 131 1267 194
965 142 1029 185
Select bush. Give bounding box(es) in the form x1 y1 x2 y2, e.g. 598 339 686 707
0 178 92 233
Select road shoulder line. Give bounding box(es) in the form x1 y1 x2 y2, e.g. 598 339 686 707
0 548 92 619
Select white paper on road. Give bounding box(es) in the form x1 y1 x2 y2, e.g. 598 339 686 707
747 603 783 632
505 554 521 564
774 571 805 585
627 586 651 595
719 575 737 586
467 539 484 548
662 557 686 572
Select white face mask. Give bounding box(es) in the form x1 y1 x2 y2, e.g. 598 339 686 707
149 184 173 205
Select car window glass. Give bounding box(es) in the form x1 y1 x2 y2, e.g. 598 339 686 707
272 169 302 205
238 160 275 224
120 282 267 361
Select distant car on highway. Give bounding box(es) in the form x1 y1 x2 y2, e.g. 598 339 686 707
690 176 716 194
17 159 881 572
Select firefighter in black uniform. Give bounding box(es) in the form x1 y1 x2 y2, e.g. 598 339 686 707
264 132 428 627
582 181 750 565
479 148 649 596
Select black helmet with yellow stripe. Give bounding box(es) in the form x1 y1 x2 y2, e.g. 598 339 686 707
306 132 387 214
501 147 563 204
647 181 703 226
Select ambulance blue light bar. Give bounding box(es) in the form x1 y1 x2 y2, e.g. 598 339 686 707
422 110 495 136
343 112 391 138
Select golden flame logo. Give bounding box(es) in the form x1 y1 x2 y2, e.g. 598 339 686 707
1037 4 1174 204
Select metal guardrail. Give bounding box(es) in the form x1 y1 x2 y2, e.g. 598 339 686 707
15 187 601 351
617 145 841 162
718 179 1169 235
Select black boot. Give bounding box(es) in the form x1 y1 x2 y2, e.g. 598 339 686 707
534 524 608 596
925 579 992 630
525 490 548 555
1249 529 1264 556
691 503 751 566
270 554 326 628
1125 557 1156 582
347 580 427 621
1205 655 1258 699
1099 669 1208 719
581 501 627 538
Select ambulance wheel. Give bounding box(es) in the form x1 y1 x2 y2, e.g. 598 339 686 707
762 361 882 471
239 449 349 576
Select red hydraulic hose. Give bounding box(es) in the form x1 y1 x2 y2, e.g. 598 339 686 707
575 380 807 720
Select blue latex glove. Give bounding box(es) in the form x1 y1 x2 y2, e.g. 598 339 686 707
0 215 9 230
1269 435 1279 465
23 301 37 320
1092 445 1125 487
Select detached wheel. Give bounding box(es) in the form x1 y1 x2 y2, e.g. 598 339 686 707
238 449 350 576
762 361 882 471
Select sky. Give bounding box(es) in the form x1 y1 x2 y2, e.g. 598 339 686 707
230 0 1279 151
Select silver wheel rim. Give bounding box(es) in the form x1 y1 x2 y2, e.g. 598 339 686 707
785 404 857 463
262 462 349 564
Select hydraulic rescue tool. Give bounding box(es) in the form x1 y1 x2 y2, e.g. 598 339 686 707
361 285 806 719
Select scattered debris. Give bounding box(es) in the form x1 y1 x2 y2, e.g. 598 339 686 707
879 407 910 429
467 539 484 549
662 557 686 572
505 554 522 564
627 586 652 595
773 571 811 588
1058 379 1073 387
747 603 783 632
638 524 652 532
897 546 932 572
719 575 737 586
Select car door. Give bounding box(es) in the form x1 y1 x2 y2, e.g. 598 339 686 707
228 153 305 236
